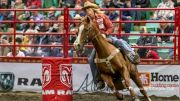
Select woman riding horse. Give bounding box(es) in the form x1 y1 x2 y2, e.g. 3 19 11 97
73 3 151 100
81 1 140 89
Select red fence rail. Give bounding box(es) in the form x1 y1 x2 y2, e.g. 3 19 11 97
0 8 179 64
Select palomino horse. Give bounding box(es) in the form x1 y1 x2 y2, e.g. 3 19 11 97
73 16 151 101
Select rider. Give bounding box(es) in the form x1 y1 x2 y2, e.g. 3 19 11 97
82 1 140 89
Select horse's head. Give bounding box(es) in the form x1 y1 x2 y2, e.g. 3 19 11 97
73 16 97 53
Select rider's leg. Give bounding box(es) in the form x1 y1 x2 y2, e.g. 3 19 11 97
108 36 140 64
88 49 105 89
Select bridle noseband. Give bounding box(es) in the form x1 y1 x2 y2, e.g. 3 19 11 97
82 25 101 44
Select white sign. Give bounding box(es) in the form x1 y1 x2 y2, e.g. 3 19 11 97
0 63 179 97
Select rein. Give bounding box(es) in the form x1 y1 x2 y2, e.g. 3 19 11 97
88 27 118 74
81 22 118 74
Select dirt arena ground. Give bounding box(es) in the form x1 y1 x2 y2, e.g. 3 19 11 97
0 92 179 101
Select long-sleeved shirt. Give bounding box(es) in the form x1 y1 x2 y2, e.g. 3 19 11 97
155 1 174 19
157 25 174 42
26 0 41 8
93 13 114 34
146 50 160 59
137 36 158 58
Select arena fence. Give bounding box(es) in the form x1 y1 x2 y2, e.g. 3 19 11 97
0 8 179 64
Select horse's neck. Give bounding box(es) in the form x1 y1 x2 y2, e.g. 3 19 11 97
92 34 114 58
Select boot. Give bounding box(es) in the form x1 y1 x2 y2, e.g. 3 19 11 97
126 52 140 64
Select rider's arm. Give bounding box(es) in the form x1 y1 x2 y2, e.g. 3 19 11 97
103 14 114 34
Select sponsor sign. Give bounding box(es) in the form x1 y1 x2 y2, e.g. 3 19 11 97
138 72 151 87
0 72 15 91
42 64 51 88
0 63 179 97
60 64 72 88
42 58 72 101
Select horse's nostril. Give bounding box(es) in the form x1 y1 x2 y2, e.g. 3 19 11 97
77 44 80 47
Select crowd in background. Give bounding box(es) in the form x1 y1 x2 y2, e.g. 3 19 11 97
0 0 179 59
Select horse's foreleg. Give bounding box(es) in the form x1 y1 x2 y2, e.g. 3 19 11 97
131 70 152 101
122 68 140 101
101 74 124 100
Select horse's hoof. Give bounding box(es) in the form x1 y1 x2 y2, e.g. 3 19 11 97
133 99 140 101
114 92 124 100
132 96 140 101
147 98 152 101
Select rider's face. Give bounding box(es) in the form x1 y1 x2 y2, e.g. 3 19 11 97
86 8 95 18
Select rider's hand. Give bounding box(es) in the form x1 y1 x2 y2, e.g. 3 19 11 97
106 38 112 43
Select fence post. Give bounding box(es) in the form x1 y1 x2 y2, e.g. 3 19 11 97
64 8 69 58
13 10 17 57
178 8 180 63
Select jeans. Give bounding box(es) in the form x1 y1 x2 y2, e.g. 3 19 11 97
108 36 134 53
88 36 134 84
88 49 100 84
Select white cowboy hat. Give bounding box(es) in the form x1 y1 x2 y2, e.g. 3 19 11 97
82 1 99 10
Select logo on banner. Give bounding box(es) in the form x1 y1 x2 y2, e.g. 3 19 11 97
0 72 15 91
138 72 150 86
42 64 51 87
60 64 72 88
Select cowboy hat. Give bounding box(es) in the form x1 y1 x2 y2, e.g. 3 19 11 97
82 1 99 10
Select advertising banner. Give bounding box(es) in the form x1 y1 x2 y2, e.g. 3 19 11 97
42 58 73 101
0 63 179 97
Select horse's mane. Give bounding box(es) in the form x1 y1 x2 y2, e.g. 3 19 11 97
82 16 106 40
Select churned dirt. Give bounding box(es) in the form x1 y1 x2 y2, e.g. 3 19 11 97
0 92 179 101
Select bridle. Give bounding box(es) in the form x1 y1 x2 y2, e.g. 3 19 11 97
80 23 101 44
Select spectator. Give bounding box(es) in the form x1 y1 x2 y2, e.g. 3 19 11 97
57 14 65 34
145 49 160 59
120 0 133 42
43 0 58 8
70 14 82 37
0 0 11 8
157 17 174 43
105 2 118 21
46 10 64 57
30 5 45 29
75 0 83 8
7 42 25 57
21 19 38 56
46 6 59 32
32 21 51 57
0 35 10 56
12 0 26 20
136 27 160 59
136 0 150 8
33 17 63 57
26 0 41 8
136 0 150 20
153 0 174 20
173 0 180 7
0 0 13 30
99 0 113 8
59 0 76 8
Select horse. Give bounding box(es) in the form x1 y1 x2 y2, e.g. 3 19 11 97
73 16 152 101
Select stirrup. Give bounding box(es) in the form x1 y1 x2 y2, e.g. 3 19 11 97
133 54 140 64
127 53 140 64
